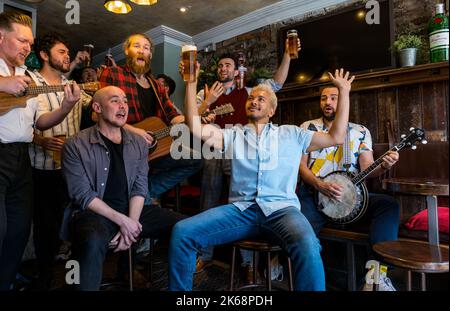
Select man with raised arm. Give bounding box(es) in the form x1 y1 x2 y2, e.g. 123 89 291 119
168 63 354 290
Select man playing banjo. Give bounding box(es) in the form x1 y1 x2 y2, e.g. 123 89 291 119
297 85 400 290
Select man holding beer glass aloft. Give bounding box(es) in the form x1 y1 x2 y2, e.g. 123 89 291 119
193 34 301 283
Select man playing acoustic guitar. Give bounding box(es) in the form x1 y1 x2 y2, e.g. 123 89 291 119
99 33 202 207
298 85 400 290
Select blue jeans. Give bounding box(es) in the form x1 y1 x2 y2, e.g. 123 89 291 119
145 155 202 204
168 203 325 291
198 158 253 265
298 186 400 245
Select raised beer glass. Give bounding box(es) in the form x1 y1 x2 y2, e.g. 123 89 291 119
287 30 298 59
83 44 94 67
182 43 197 82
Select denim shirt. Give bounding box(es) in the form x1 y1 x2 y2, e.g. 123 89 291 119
62 126 149 210
223 123 314 216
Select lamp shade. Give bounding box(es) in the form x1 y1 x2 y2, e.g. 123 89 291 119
130 0 157 5
104 0 132 14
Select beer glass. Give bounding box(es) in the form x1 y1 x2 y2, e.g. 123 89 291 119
181 43 197 82
52 131 67 167
287 30 298 59
83 44 94 67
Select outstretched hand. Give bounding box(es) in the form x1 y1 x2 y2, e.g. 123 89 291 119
328 68 355 93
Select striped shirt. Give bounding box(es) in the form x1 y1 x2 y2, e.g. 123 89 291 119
28 71 92 170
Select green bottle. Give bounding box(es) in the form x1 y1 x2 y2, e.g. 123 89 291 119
429 3 449 63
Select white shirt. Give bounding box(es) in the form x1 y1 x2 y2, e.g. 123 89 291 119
0 58 38 143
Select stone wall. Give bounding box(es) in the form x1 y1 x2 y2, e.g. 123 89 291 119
199 0 446 77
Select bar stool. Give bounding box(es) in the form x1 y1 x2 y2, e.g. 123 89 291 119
100 247 134 291
373 240 449 290
229 239 294 291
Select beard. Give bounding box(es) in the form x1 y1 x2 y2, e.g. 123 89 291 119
48 57 70 73
218 74 234 83
127 52 151 75
321 109 336 122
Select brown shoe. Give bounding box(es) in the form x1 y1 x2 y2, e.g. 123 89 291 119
195 258 212 274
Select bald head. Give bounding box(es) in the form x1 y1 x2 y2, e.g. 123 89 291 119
92 86 129 128
93 86 124 104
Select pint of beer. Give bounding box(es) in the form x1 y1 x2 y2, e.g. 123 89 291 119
287 30 298 59
182 44 197 82
83 44 94 67
52 134 66 167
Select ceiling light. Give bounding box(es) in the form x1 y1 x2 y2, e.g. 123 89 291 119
104 0 132 14
130 0 157 4
180 7 188 13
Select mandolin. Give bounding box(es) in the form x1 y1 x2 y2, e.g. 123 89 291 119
0 81 100 116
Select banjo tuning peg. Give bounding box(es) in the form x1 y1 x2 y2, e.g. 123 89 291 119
409 127 415 131
401 134 406 139
411 145 417 150
422 139 428 144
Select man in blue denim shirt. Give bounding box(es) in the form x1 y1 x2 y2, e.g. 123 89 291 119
62 86 185 290
168 66 354 291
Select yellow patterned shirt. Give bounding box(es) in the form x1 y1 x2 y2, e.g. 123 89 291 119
299 118 372 177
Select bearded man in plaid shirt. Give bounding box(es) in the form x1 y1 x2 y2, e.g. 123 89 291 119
99 33 202 207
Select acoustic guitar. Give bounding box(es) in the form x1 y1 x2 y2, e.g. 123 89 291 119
134 103 234 161
0 81 100 116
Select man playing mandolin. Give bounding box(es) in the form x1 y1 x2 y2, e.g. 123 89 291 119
28 32 93 289
298 85 401 290
0 11 80 290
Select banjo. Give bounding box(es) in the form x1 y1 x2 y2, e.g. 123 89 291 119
317 127 426 225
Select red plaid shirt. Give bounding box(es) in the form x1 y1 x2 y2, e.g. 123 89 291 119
99 65 179 125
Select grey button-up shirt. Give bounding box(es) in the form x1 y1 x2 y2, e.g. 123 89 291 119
62 125 149 210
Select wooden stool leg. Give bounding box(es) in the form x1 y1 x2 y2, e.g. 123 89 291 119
148 239 154 283
420 272 426 291
128 248 133 291
287 257 294 291
253 250 257 285
266 251 271 291
346 242 356 291
407 270 412 291
229 246 236 290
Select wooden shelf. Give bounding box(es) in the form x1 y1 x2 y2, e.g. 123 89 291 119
278 62 449 102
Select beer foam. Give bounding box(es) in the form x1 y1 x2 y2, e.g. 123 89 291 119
182 44 197 52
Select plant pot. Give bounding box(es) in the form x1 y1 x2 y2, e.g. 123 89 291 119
398 48 417 67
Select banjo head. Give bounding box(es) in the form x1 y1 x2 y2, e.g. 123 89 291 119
317 171 367 224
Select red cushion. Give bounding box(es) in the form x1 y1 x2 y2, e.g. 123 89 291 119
404 207 449 234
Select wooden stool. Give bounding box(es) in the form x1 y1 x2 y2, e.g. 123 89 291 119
100 248 134 291
229 239 294 291
373 240 449 290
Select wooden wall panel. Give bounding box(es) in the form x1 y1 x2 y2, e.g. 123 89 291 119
396 85 423 138
376 89 397 143
422 81 448 141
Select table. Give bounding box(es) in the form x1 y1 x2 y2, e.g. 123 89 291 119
382 178 448 246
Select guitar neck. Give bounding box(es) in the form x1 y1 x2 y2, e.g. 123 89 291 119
26 83 91 95
153 125 173 139
352 145 398 184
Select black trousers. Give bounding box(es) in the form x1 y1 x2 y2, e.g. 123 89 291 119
0 143 33 290
71 205 186 290
32 168 69 284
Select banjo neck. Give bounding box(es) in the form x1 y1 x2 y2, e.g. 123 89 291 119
351 145 401 185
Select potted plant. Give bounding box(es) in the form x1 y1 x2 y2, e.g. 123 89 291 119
392 34 423 67
248 67 272 86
